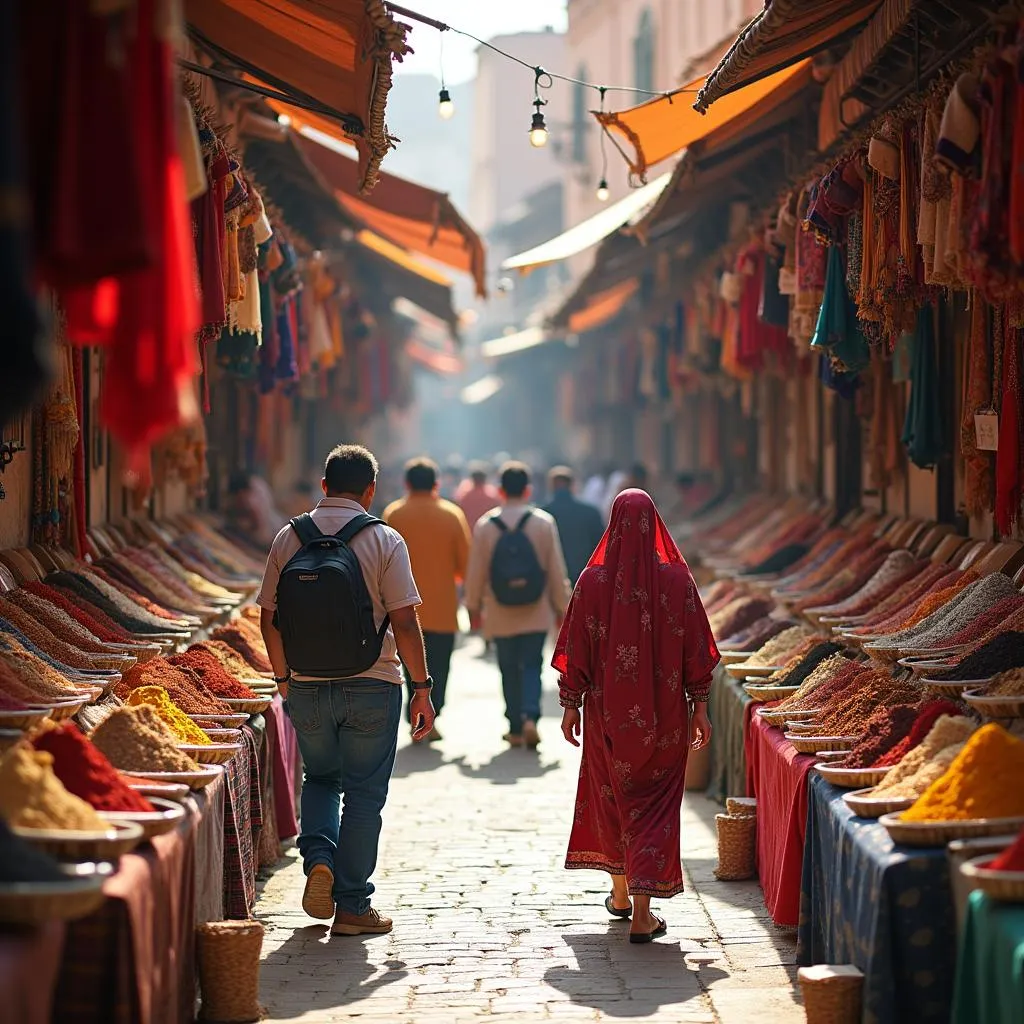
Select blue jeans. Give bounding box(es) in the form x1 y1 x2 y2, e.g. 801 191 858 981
285 679 402 915
494 632 546 732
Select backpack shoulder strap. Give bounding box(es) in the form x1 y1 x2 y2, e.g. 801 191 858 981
335 513 383 546
289 514 323 547
490 513 509 533
514 510 533 532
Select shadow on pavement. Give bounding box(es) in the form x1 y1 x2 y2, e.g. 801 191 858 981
456 746 562 784
262 924 409 1017
390 743 465 778
544 930 728 1017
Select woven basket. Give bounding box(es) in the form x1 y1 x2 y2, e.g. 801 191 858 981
197 920 264 1023
798 964 863 1024
963 689 1024 720
714 813 756 880
726 797 757 816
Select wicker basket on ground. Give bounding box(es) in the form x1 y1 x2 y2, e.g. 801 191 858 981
797 964 863 1024
196 920 264 1023
714 812 756 880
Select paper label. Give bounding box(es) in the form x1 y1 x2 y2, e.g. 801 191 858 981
975 411 999 451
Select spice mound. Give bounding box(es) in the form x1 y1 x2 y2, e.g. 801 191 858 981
125 686 211 745
211 621 273 673
939 632 1024 681
91 705 199 773
902 724 1024 822
31 721 154 812
169 649 258 699
0 744 109 831
115 657 231 715
838 702 921 769
988 826 1024 871
984 668 1024 697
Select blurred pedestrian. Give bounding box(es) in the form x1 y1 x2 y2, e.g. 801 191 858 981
554 489 719 943
542 466 605 585
384 458 471 742
455 461 502 530
465 462 571 749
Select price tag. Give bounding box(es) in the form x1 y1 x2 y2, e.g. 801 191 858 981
975 410 1000 451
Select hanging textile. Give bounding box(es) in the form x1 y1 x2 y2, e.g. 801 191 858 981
902 304 945 470
866 351 904 491
811 245 870 373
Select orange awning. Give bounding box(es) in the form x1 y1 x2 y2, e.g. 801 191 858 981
356 230 452 288
596 60 812 180
567 279 638 335
693 0 883 113
185 0 408 191
297 134 487 297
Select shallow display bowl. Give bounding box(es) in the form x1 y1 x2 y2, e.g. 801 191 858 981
918 678 986 698
720 651 754 665
12 820 144 861
816 750 853 763
177 742 241 766
863 642 903 665
202 728 242 743
100 798 187 840
727 663 786 680
962 688 1024 719
879 812 1024 848
221 696 272 714
743 683 800 703
0 862 112 925
123 764 224 791
897 656 958 676
242 678 277 693
785 721 821 734
784 733 858 755
187 713 249 729
814 764 890 789
30 697 90 721
842 787 915 819
0 729 24 753
0 707 52 731
122 776 190 802
960 855 1024 903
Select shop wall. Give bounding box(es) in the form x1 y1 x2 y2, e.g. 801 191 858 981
0 440 32 550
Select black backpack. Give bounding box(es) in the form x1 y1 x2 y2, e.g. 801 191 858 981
489 511 547 607
274 513 389 678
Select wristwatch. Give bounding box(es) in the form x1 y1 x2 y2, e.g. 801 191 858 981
411 678 433 691
274 672 292 685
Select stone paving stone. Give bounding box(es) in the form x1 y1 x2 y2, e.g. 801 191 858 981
254 642 804 1022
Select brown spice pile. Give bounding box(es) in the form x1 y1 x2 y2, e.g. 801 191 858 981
212 620 273 673
115 657 231 715
90 704 199 773
0 645 85 701
194 640 258 680
814 672 920 736
986 668 1024 697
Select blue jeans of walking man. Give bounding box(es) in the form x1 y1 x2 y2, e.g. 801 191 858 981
494 631 546 732
286 679 402 915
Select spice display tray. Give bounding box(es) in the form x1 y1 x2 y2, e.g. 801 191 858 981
0 707 52 730
0 729 24 753
222 696 272 714
962 688 1024 719
863 642 902 664
178 742 242 766
727 663 785 680
12 820 144 861
918 677 987 697
242 677 278 691
127 764 224 790
32 698 89 721
896 657 957 675
816 750 852 763
959 856 1024 902
814 764 889 789
0 866 111 925
720 651 754 665
879 813 1024 848
785 733 858 754
900 643 969 659
101 798 186 840
842 788 914 819
743 683 799 703
188 713 249 729
758 707 818 728
124 778 190 801
203 728 242 743
785 721 821 734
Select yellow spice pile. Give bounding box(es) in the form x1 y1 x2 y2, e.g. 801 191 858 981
126 686 211 745
0 744 108 830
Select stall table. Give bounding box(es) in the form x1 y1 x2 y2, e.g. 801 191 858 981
745 711 815 927
953 890 1024 1024
798 773 956 1024
708 665 753 804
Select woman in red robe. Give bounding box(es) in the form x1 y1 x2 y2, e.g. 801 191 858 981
553 489 719 943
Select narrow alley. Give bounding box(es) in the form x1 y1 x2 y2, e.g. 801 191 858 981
256 641 804 1024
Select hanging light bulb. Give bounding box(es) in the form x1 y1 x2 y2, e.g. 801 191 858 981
596 178 610 202
438 87 455 120
277 113 292 127
529 100 548 148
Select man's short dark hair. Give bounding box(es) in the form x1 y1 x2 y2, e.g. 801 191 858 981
630 462 649 486
405 457 438 493
500 461 531 498
324 444 378 496
468 460 490 485
548 465 574 488
675 472 697 489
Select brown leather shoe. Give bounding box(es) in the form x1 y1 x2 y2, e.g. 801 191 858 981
522 720 540 748
331 906 393 936
503 732 524 747
301 864 335 920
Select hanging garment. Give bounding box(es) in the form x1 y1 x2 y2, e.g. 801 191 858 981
902 304 945 469
811 245 870 373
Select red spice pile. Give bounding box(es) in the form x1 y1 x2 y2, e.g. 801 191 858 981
989 826 1024 871
32 722 154 812
24 582 132 643
115 657 231 715
169 649 257 699
212 621 273 673
873 699 964 767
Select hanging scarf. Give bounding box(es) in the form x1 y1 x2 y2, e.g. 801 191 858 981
811 245 870 372
902 304 945 469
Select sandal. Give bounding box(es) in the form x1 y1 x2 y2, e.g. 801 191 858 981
629 914 667 944
605 893 632 919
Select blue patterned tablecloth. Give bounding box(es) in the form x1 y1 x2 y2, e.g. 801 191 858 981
798 773 957 1024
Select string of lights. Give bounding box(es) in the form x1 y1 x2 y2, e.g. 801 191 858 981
385 1 697 189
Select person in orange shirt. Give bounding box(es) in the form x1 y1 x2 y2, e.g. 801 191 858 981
384 458 471 742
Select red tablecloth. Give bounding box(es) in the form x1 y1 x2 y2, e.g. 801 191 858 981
0 922 64 1024
745 712 816 928
266 695 299 841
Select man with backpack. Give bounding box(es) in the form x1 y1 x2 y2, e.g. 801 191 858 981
465 462 571 749
258 444 434 937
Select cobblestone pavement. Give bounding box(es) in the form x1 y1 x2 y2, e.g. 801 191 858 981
256 641 803 1023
